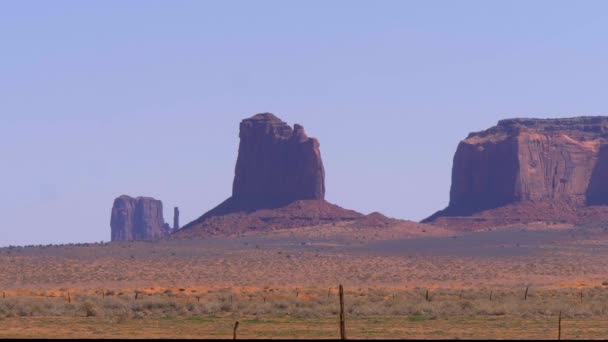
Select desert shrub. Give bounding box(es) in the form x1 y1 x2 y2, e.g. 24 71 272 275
81 300 100 317
273 302 288 310
292 307 320 319
2 287 608 320
0 298 78 318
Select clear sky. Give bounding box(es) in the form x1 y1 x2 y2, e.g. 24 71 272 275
2 0 608 246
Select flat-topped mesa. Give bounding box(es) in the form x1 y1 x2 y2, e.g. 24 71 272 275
232 113 325 206
467 116 608 141
424 116 608 226
110 195 167 241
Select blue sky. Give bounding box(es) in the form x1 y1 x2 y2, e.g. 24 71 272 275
2 0 608 246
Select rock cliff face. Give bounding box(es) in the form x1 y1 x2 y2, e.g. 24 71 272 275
424 116 608 228
232 113 325 207
190 113 327 219
110 195 168 241
176 113 361 236
173 207 180 230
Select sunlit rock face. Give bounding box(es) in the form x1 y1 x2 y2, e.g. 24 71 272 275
424 116 608 226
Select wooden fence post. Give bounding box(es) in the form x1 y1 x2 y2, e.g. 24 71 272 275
558 310 562 340
339 284 346 340
233 321 239 340
68 292 71 303
425 289 429 301
524 286 529 301
489 290 493 301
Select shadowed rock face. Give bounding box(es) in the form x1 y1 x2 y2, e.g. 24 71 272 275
232 113 325 206
587 144 608 205
424 116 608 227
195 113 326 219
110 195 168 241
176 113 360 236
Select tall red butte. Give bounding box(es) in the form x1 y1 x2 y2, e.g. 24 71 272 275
233 113 325 207
175 113 363 237
423 116 608 230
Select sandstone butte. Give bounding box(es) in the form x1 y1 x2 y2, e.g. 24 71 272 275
174 113 367 237
423 116 608 230
110 195 173 241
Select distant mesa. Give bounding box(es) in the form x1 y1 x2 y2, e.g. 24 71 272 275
175 113 364 237
423 116 608 230
110 195 176 241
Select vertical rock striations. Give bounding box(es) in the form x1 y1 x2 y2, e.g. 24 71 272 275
110 195 167 241
232 113 325 207
175 113 362 237
197 112 326 218
424 116 608 229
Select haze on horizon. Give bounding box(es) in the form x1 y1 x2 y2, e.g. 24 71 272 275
2 0 608 246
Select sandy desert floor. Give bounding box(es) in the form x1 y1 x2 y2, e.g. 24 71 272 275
2 222 608 339
3 315 608 339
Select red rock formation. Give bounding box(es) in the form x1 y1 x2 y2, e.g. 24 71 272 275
346 212 397 229
173 207 180 230
175 200 363 238
424 116 608 229
110 195 167 241
189 113 326 217
232 113 325 206
176 113 360 236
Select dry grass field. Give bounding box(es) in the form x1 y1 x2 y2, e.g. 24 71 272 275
2 315 608 339
2 222 608 338
1 286 608 339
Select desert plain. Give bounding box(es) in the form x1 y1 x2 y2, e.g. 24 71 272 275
2 220 608 339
